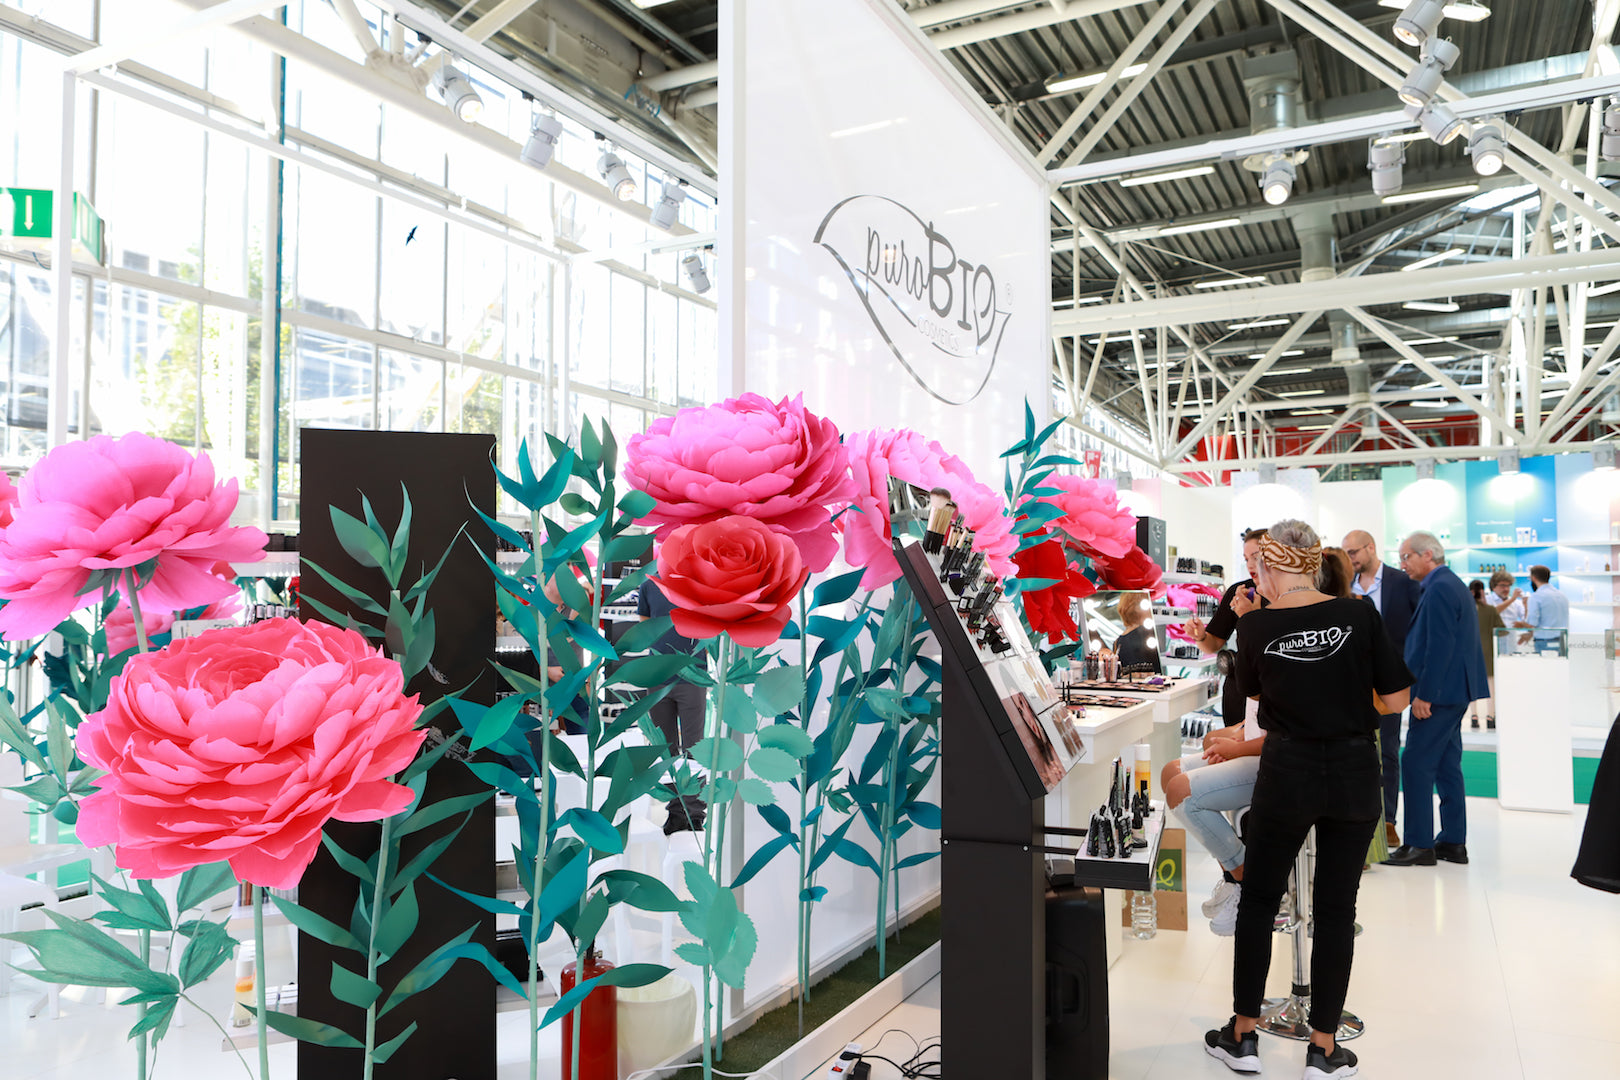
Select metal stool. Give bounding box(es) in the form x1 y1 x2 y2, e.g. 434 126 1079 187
1257 829 1364 1042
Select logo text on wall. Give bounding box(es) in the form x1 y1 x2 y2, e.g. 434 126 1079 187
814 195 1011 405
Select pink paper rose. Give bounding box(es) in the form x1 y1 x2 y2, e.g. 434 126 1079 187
0 433 266 640
1042 475 1139 559
623 393 856 572
0 470 18 532
840 428 1018 589
652 516 809 648
75 618 426 889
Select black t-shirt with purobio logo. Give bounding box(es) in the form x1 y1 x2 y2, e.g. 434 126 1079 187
1236 598 1413 740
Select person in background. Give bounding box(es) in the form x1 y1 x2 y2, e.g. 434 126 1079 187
1204 520 1411 1080
1469 579 1504 731
1386 531 1487 867
1115 591 1162 674
1488 569 1527 627
1179 528 1268 729
1343 529 1422 849
638 575 710 833
1515 565 1569 653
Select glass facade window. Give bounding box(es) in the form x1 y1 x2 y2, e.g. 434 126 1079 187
0 3 717 525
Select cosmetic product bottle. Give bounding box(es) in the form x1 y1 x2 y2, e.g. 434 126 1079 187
1086 812 1102 857
232 944 256 1027
1133 743 1152 798
1115 812 1132 857
1130 800 1146 850
1098 807 1116 859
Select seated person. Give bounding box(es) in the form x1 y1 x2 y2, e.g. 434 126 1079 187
1160 695 1264 935
1114 591 1163 675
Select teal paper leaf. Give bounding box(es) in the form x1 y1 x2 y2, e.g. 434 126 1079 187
539 963 670 1028
272 896 365 953
691 735 744 775
4 910 180 993
560 807 626 855
810 570 866 610
756 724 814 759
370 1021 420 1064
256 1008 365 1048
720 688 758 734
375 884 420 960
752 666 805 717
747 746 803 783
330 963 384 1009
176 920 236 989
737 778 776 805
330 505 388 569
175 863 238 915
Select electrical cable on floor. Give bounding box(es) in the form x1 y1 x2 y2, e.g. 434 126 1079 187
624 1066 771 1079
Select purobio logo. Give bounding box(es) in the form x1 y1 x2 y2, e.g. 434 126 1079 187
814 195 1010 405
1263 626 1353 662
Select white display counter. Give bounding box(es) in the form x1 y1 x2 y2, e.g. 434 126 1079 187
1494 629 1575 813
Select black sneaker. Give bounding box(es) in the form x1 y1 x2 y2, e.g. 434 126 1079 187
1204 1018 1262 1073
1303 1041 1357 1079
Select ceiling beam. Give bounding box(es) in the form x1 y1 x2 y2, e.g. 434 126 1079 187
67 0 285 73
923 0 1154 48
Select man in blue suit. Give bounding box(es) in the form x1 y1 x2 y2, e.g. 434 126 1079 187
1386 530 1489 866
1344 529 1423 846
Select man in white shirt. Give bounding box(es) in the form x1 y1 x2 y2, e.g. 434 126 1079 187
1344 530 1423 846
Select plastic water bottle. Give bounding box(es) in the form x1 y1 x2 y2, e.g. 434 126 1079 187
1131 890 1158 940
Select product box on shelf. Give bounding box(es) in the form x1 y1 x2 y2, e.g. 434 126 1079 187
1120 827 1187 931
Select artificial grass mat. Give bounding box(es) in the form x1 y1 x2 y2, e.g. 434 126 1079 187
714 906 942 1073
1460 750 1597 803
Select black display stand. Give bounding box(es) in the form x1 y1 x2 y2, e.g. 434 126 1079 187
299 430 498 1080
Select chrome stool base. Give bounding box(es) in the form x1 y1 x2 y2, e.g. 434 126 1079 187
1259 995 1364 1042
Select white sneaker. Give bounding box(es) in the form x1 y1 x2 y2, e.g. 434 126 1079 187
1210 882 1242 936
1202 877 1239 918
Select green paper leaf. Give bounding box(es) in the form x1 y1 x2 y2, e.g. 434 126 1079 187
756 723 814 759
607 653 695 688
691 735 743 775
538 847 590 936
176 920 236 989
175 863 238 915
617 489 656 519
321 834 377 886
375 884 420 959
720 688 757 734
466 694 529 753
729 835 792 889
737 778 776 805
377 925 479 1017
560 807 626 855
602 531 652 563
4 910 180 993
747 746 803 783
594 870 683 913
565 617 618 661
272 896 364 953
571 892 610 952
89 874 171 933
399 789 492 838
370 1020 420 1064
392 823 470 896
539 963 670 1028
256 1008 365 1048
713 911 757 990
673 942 709 967
610 616 672 655
331 963 384 1009
752 666 805 717
127 995 178 1042
810 570 866 610
331 505 388 569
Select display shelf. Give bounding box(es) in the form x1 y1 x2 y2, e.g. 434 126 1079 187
231 551 298 577
1163 571 1224 586
1570 601 1620 608
1459 539 1620 550
1063 803 1165 891
495 635 529 652
1554 571 1620 576
1164 654 1217 668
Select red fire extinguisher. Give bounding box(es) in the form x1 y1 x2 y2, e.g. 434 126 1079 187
560 948 617 1080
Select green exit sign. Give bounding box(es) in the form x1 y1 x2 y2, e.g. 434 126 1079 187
0 187 105 265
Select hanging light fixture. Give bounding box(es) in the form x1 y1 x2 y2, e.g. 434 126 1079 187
1602 101 1620 162
1467 117 1507 176
1398 37 1459 108
1418 101 1466 145
1259 152 1296 205
1368 137 1406 196
649 178 687 231
681 252 711 294
1394 0 1446 47
521 113 564 168
595 139 638 201
432 64 484 123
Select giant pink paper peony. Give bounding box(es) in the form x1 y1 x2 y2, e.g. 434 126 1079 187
0 470 18 532
623 393 856 572
75 618 427 889
839 428 1018 589
0 433 266 640
1041 475 1139 559
653 516 809 647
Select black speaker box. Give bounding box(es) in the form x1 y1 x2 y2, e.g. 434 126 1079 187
1135 515 1167 571
1045 883 1110 1079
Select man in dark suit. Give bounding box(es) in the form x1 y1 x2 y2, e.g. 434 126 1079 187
1344 529 1422 846
1386 531 1489 866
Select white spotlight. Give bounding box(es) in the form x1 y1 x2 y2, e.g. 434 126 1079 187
1398 37 1459 108
1415 458 1437 480
1499 449 1520 475
681 252 711 294
1467 117 1506 176
1603 103 1620 162
649 178 687 231
1260 153 1296 206
1595 444 1617 471
596 144 638 201
1394 0 1446 47
432 65 484 123
521 113 564 168
1419 102 1466 145
1368 137 1405 197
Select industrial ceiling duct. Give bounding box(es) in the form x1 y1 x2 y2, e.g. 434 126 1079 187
1330 316 1361 366
1242 52 1310 192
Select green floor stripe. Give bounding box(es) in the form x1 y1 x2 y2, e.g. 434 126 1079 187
1459 750 1595 804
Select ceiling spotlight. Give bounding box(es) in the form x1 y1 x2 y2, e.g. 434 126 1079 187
1603 103 1620 162
1398 37 1459 108
1046 62 1148 94
1119 165 1216 187
681 251 711 294
521 113 564 168
1382 181 1479 205
1158 217 1243 237
1499 449 1520 475
1258 464 1279 485
1404 299 1462 312
1418 101 1466 145
433 65 484 123
1368 137 1406 196
1259 153 1296 206
1595 444 1617 471
1379 0 1490 20
1394 0 1446 47
1403 247 1464 272
649 178 687 231
1195 275 1268 288
596 142 638 201
1467 116 1507 175
1415 458 1437 480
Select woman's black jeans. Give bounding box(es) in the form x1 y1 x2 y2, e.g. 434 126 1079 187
1233 733 1381 1035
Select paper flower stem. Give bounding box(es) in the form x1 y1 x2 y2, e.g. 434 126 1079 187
123 569 153 1080
255 886 270 1080
527 506 549 1080
698 635 733 1080
124 568 151 656
795 590 809 1038
362 816 395 1080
